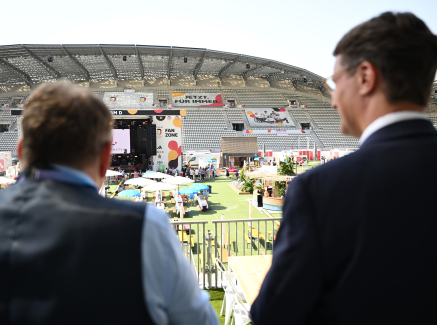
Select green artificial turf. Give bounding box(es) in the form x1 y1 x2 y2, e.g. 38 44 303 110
206 288 226 325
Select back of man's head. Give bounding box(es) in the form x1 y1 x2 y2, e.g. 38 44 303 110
334 12 437 107
21 82 112 169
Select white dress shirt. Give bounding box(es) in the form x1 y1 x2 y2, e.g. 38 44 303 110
359 111 428 146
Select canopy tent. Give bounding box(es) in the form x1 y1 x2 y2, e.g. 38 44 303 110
162 176 194 191
142 182 178 192
143 172 173 179
162 176 194 185
106 170 122 176
118 189 141 197
124 178 157 186
189 183 210 192
0 177 16 185
178 187 197 195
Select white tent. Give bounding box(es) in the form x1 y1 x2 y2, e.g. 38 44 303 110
0 177 16 185
142 182 178 191
143 172 173 179
124 178 157 186
106 170 122 177
162 176 194 185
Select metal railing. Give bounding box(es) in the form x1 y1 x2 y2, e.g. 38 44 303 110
170 217 282 289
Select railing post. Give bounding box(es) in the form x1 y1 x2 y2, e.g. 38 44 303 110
204 230 215 288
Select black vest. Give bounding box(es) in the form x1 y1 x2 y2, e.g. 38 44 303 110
0 179 155 325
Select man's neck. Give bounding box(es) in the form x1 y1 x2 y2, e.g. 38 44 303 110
359 96 425 137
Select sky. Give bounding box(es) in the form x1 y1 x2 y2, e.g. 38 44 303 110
2 0 436 79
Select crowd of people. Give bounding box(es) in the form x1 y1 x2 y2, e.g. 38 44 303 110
183 165 217 181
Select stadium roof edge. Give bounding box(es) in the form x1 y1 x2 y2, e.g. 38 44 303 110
0 44 325 87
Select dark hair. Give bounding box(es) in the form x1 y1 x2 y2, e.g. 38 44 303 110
22 82 113 168
334 12 437 107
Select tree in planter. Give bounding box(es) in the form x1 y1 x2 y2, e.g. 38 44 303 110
276 181 286 197
254 182 263 193
242 177 255 194
238 168 245 182
278 157 295 176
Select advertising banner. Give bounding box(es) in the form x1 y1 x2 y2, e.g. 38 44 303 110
0 159 5 172
172 92 223 107
111 129 131 154
11 110 187 116
103 92 154 108
243 129 310 134
153 115 182 170
245 108 295 127
109 110 185 116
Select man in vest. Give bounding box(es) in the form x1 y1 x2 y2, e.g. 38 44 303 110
0 82 218 325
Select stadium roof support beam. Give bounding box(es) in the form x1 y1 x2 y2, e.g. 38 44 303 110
0 58 32 86
99 46 118 86
62 47 90 82
167 47 173 86
266 71 285 83
193 50 207 84
218 55 241 82
22 46 61 79
242 61 271 81
135 46 145 86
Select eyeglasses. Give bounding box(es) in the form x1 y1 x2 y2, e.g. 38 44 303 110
323 66 351 94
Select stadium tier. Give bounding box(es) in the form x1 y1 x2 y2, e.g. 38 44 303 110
0 45 436 156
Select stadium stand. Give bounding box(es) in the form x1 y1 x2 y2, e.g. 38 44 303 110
242 133 315 150
235 90 289 108
0 45 435 154
0 131 18 151
182 109 237 150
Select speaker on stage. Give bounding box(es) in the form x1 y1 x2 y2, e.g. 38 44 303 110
141 155 147 171
136 128 148 154
145 124 157 156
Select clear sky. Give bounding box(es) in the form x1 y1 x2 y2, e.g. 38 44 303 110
2 0 436 79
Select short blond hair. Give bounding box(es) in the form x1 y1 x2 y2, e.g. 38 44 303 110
21 82 113 168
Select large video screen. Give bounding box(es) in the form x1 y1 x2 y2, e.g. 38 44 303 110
245 108 295 127
111 129 131 154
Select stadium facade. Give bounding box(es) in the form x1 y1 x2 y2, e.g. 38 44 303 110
0 45 436 169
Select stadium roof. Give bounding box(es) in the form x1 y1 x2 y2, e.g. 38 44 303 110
0 44 324 87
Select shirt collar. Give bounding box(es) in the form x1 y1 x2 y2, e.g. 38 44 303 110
52 164 98 190
359 111 428 146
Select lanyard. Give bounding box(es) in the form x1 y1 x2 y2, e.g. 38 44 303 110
18 168 98 192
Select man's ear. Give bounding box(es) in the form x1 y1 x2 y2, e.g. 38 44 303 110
99 142 112 178
17 139 23 160
356 61 378 96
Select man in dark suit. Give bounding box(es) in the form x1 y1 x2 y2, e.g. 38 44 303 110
251 12 437 325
